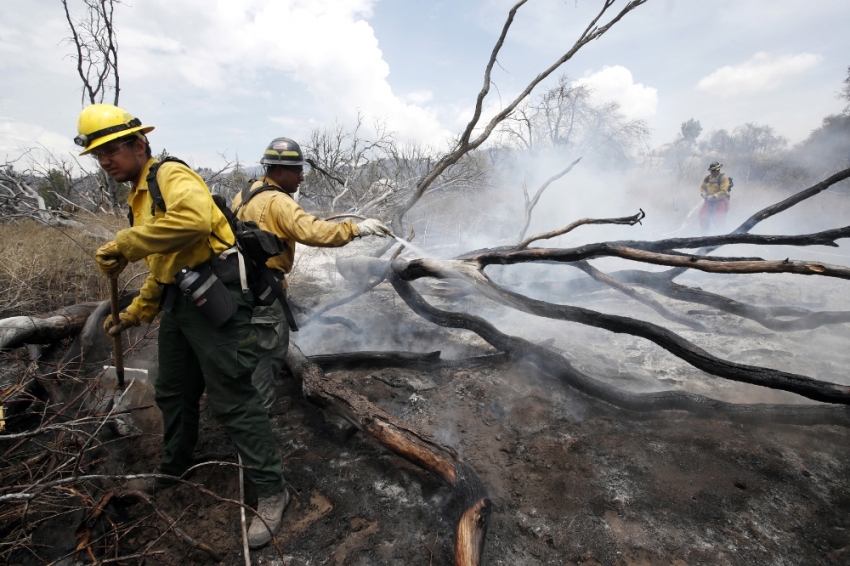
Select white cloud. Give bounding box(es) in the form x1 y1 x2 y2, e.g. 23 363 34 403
116 0 451 145
0 118 79 162
0 0 453 157
402 90 435 105
696 52 822 97
573 66 658 120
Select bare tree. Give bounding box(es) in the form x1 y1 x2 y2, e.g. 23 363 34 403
499 74 650 168
699 123 789 182
303 115 396 214
391 0 649 235
62 0 122 208
61 0 121 106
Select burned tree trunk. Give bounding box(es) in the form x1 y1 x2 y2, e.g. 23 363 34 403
388 274 850 425
284 343 490 566
393 257 850 405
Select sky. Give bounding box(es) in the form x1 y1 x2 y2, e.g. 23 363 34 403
1 0 848 169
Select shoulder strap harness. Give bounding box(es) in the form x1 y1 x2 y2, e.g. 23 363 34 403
232 182 287 217
146 156 190 216
127 156 190 227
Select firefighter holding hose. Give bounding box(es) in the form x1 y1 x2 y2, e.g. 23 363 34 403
698 161 732 233
231 137 391 412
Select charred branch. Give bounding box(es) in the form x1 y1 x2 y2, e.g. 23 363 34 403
392 258 850 405
460 226 850 267
551 267 850 332
284 342 490 566
736 167 850 235
388 273 850 424
573 260 704 330
517 209 644 250
620 271 850 332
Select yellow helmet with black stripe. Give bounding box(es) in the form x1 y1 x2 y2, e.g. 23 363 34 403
75 104 154 155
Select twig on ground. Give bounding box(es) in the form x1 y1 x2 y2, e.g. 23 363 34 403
238 454 251 566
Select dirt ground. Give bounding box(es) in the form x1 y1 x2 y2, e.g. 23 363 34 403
17 255 850 565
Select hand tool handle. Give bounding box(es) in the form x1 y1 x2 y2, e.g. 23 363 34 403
109 277 125 389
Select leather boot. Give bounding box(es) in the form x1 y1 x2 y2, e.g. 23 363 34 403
247 489 289 548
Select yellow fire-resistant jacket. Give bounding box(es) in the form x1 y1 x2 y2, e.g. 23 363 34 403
115 158 235 322
232 177 359 287
700 173 731 201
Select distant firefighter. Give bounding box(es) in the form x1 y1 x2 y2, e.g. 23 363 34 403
699 161 732 233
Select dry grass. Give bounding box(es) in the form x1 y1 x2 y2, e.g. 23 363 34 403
0 215 147 317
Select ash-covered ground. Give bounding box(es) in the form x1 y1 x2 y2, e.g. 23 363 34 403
34 245 850 566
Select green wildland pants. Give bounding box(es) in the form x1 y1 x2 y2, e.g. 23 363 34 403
154 283 285 497
250 297 290 412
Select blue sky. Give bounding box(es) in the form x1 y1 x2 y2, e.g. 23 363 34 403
1 0 848 169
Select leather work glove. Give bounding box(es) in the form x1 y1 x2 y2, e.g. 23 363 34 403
356 218 392 238
96 241 128 278
103 311 141 337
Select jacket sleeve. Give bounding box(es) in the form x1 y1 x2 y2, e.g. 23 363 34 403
115 164 212 262
125 270 162 323
270 196 358 247
699 177 709 199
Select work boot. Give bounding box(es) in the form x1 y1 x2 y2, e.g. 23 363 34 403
247 489 289 548
125 474 179 494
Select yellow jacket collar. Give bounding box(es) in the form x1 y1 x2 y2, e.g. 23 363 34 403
132 157 159 193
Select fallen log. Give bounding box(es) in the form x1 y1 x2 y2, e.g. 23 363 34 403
0 303 100 351
388 273 850 425
573 260 704 330
555 268 850 332
285 342 490 566
456 232 850 275
620 271 850 331
394 257 850 405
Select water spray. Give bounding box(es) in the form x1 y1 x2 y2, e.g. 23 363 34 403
323 213 433 259
387 232 433 259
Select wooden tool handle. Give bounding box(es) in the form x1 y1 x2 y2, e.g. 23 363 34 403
109 277 125 389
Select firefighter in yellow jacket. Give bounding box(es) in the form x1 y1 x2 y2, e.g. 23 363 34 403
232 137 391 411
79 104 286 548
699 161 731 233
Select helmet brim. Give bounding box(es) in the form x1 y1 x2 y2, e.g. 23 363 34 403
260 158 308 167
79 125 155 156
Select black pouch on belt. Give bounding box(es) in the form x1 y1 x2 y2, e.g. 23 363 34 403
174 263 238 327
213 251 240 285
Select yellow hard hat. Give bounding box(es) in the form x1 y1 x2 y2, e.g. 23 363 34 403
74 104 154 155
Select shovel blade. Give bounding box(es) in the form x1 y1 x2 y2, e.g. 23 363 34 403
96 366 150 412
